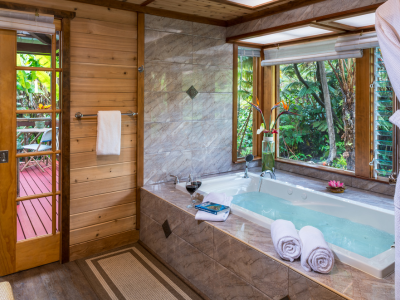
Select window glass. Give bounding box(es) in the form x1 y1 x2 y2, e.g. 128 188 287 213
373 47 393 178
237 55 255 158
17 31 52 68
278 59 356 171
16 70 52 110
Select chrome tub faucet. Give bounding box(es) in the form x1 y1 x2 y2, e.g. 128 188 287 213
261 170 276 180
170 175 179 184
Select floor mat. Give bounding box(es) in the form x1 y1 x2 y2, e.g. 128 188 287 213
76 243 203 300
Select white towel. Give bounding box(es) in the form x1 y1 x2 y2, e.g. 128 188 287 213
299 226 334 274
376 2 400 296
271 219 302 262
96 111 121 155
195 192 232 222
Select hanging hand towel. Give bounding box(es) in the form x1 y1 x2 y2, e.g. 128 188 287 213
195 192 233 222
299 226 334 274
271 219 302 262
96 111 121 155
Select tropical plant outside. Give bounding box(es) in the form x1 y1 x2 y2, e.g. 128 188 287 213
278 59 356 171
237 55 254 158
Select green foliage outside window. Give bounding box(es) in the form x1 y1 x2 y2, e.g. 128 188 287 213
237 56 254 158
278 59 356 171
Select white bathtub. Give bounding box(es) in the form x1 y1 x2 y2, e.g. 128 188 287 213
176 172 395 278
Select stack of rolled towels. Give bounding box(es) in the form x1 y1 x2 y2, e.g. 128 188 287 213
271 220 334 274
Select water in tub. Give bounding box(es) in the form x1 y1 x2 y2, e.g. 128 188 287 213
232 192 394 259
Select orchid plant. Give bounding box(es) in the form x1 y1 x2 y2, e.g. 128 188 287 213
328 180 344 189
247 98 299 137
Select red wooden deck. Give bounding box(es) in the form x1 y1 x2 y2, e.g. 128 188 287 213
17 162 59 241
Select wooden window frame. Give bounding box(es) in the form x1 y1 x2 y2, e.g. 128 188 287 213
265 48 395 183
233 44 263 164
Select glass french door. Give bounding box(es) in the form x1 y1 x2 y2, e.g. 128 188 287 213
0 22 62 276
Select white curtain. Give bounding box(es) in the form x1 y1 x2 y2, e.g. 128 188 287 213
0 9 55 34
376 0 400 298
261 38 363 67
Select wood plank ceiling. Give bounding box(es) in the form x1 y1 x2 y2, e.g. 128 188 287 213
116 0 326 25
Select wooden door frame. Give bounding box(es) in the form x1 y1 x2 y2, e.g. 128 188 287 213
0 2 75 265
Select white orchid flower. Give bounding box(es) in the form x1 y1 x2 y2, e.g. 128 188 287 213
257 123 265 135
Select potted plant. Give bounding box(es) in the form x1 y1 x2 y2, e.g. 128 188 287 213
248 98 299 172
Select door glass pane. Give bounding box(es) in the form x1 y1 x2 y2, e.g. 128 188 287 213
17 154 53 197
17 70 52 110
17 31 52 68
56 72 61 109
17 197 53 241
56 31 61 68
374 47 394 178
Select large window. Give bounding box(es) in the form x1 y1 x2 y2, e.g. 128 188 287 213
234 47 261 161
278 59 356 171
373 47 394 179
237 55 255 158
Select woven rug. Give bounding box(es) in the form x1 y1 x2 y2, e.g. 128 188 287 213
76 243 202 300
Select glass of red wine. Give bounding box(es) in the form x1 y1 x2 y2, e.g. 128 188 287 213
186 175 198 208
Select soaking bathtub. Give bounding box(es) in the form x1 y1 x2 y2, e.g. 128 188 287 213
176 172 395 278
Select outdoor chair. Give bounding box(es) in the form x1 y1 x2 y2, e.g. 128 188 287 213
20 129 52 172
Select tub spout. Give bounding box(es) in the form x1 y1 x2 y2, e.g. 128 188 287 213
261 170 276 180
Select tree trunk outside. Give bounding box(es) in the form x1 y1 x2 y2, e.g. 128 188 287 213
342 92 356 170
317 61 337 165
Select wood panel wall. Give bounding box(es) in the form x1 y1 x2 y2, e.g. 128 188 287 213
7 0 140 261
69 15 139 258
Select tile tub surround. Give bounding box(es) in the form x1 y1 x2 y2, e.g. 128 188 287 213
144 15 259 185
275 161 396 198
140 182 395 300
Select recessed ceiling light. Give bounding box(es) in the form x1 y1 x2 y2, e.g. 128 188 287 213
335 13 375 28
241 26 333 45
227 0 275 7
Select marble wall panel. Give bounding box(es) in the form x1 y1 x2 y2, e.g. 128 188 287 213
144 15 253 185
288 269 346 300
213 228 288 299
192 22 226 40
144 61 193 93
145 30 193 64
140 200 275 300
145 14 193 35
145 92 192 123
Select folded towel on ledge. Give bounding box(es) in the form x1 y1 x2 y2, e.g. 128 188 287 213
96 111 121 155
299 226 334 274
195 192 232 222
271 220 302 262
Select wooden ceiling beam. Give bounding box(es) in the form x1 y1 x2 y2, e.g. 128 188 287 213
140 0 156 6
227 3 382 42
0 0 76 19
66 0 227 26
226 0 326 26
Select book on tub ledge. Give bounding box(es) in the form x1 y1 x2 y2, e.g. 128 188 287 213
195 202 230 215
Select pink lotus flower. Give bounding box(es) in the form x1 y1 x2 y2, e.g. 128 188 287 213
328 180 344 188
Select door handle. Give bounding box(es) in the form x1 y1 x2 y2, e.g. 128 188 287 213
0 150 8 163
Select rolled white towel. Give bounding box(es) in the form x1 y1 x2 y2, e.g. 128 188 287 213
299 226 334 274
271 219 302 262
